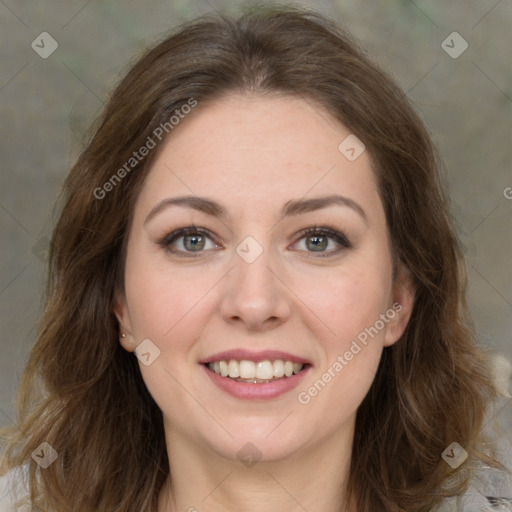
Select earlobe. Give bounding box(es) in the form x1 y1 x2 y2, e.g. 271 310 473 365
383 264 415 347
113 289 135 352
119 332 136 351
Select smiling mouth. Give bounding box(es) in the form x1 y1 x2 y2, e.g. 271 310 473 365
205 359 308 383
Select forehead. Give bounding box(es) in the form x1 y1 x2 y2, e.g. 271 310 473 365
134 93 382 221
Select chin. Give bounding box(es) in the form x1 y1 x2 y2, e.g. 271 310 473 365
201 418 311 464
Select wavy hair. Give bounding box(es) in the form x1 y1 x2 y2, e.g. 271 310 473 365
1 5 496 511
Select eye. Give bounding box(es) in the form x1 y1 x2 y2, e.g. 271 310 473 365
157 227 222 257
292 226 352 257
157 225 351 258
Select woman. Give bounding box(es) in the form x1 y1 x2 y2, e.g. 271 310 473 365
1 5 510 511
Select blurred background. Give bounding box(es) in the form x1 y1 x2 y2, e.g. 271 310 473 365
1 0 511 426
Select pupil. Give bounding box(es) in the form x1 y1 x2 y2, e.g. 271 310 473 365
184 234 204 251
307 235 327 251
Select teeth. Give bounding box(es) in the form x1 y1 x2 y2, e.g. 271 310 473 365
207 359 304 381
239 360 256 379
256 360 274 380
273 360 285 378
228 360 240 378
219 360 229 377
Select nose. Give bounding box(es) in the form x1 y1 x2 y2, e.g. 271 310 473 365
219 245 292 332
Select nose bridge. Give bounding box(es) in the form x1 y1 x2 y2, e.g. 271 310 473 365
219 235 291 328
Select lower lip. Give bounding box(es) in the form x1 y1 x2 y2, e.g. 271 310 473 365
202 364 310 400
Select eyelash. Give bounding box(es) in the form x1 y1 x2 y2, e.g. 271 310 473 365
157 225 352 259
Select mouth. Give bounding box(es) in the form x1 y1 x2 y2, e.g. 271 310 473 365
200 351 312 400
204 359 309 383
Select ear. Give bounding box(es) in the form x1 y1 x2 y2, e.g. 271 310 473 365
383 263 415 347
113 287 135 352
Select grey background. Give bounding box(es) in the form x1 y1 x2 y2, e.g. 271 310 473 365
1 0 511 426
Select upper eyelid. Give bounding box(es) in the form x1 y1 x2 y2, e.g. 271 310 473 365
159 226 350 253
159 226 219 246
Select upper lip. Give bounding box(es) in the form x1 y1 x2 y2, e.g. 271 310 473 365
199 349 311 365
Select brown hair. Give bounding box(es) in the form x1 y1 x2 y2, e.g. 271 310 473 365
0 4 496 511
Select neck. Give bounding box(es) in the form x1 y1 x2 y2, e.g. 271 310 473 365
157 419 355 512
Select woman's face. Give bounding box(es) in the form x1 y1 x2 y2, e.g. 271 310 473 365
115 93 414 462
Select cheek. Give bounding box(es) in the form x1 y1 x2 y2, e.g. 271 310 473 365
124 251 217 348
295 258 392 420
293 257 392 346
296 271 386 427
124 257 219 412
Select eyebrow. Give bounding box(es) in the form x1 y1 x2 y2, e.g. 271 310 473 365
143 194 367 226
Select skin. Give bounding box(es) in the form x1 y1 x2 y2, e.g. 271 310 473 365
114 93 415 512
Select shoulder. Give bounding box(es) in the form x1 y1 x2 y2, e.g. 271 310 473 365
435 353 512 511
0 464 30 512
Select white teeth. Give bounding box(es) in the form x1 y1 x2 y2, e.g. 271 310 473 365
228 360 240 378
256 360 274 380
239 360 256 379
273 360 285 378
207 359 304 381
219 360 229 377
